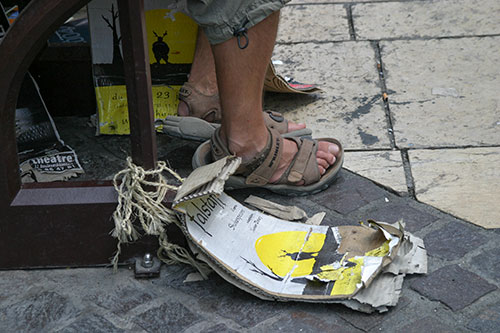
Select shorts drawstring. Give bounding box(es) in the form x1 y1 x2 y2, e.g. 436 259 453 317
233 19 250 49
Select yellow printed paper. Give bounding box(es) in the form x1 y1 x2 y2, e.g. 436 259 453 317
255 231 326 278
330 257 364 296
365 240 390 257
95 85 181 135
88 1 198 135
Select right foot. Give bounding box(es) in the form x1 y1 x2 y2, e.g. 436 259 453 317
230 131 340 185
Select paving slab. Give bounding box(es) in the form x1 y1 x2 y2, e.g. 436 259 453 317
423 221 488 260
59 314 125 333
471 247 500 281
260 310 360 332
84 285 155 315
411 264 497 311
467 302 500 333
0 290 81 332
309 169 387 214
399 316 455 333
356 200 438 233
279 4 350 43
267 42 390 149
409 148 500 229
132 301 203 332
380 37 500 148
201 323 239 333
352 0 500 40
343 150 408 194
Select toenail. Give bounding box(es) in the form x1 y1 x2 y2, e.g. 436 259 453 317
328 145 338 154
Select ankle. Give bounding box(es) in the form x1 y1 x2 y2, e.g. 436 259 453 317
224 129 269 163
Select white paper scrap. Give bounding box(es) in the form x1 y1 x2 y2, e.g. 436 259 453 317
244 195 307 221
305 212 326 225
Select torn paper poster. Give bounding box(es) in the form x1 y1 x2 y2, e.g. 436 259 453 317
104 155 426 312
14 74 84 183
175 193 402 300
170 157 429 311
88 0 198 135
1 6 84 183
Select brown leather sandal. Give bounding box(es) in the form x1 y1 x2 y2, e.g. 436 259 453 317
178 82 221 122
160 112 311 142
178 82 311 138
192 127 343 196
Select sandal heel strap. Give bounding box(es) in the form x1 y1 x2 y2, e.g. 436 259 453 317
245 129 283 186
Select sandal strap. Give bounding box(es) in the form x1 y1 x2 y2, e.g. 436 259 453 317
210 127 321 186
263 110 288 134
277 138 320 185
178 85 289 134
286 138 314 183
210 127 231 161
210 127 277 181
245 129 283 185
179 82 221 122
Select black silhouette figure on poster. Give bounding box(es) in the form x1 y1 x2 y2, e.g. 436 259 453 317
101 4 123 67
152 30 170 64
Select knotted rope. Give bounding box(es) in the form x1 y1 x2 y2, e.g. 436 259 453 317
111 157 210 278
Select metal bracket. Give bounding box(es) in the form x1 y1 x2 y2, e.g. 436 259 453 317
134 253 161 278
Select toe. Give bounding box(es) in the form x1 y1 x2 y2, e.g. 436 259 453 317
317 150 336 165
316 158 329 173
287 120 306 132
318 165 326 175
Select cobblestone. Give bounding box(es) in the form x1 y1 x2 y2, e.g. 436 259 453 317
357 201 438 233
399 316 455 333
470 247 500 281
264 311 360 332
423 222 488 260
467 302 500 333
0 291 79 332
58 314 125 333
311 170 387 215
411 265 497 311
85 285 154 315
133 301 203 332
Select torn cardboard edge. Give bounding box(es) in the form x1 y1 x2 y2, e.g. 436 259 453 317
264 62 321 94
244 195 326 226
171 156 427 313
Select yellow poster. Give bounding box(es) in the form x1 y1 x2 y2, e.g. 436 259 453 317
88 1 198 135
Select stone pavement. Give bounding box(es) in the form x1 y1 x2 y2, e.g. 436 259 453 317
2 0 500 332
275 0 500 229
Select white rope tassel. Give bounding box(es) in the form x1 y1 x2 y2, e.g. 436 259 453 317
111 157 209 275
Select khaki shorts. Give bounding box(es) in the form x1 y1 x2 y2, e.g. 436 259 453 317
182 0 290 45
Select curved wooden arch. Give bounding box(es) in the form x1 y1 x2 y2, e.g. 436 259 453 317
0 0 164 268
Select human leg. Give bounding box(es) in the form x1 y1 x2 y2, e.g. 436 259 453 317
177 26 306 131
210 10 340 184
